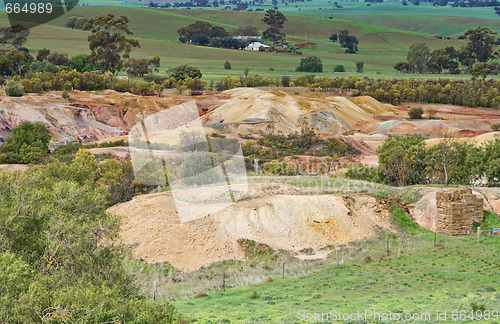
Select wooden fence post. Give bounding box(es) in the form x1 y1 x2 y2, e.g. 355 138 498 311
153 281 157 301
477 226 481 242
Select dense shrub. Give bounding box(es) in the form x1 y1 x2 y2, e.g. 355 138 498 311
179 151 224 186
0 121 51 164
296 56 323 72
167 64 202 81
408 106 424 119
242 131 359 169
242 75 276 87
334 65 346 72
345 164 382 182
20 78 44 93
281 76 291 87
377 135 427 186
5 80 23 96
30 60 59 73
262 161 297 175
287 76 500 108
0 154 181 322
215 76 241 91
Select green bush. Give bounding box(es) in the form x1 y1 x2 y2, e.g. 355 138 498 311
20 78 44 93
356 62 364 73
408 106 424 119
5 80 23 97
483 210 500 230
62 89 71 100
296 56 323 72
0 121 50 164
0 159 182 322
334 65 345 72
262 161 296 176
377 135 426 186
167 63 202 81
345 164 382 182
215 76 241 91
179 151 224 186
491 123 500 131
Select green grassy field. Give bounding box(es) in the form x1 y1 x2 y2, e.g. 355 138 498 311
5 0 496 36
2 6 494 80
275 2 500 36
123 188 500 323
13 0 496 36
171 225 500 323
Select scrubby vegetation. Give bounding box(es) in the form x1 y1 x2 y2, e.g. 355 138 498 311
243 130 359 160
408 106 424 119
296 56 323 72
0 122 50 164
347 134 500 187
0 150 183 322
394 28 498 75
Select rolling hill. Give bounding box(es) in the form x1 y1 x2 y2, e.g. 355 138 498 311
0 6 475 80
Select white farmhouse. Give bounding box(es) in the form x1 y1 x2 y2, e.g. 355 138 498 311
245 42 271 51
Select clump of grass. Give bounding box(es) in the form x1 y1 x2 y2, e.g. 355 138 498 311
483 210 500 230
391 208 427 235
299 247 314 255
237 239 274 259
364 191 393 199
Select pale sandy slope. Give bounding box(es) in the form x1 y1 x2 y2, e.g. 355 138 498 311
201 88 398 135
108 183 397 271
425 131 500 147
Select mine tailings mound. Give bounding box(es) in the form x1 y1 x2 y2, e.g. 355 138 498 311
108 184 398 271
201 88 398 135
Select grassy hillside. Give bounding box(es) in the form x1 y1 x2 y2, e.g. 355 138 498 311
173 233 500 323
4 0 496 36
0 7 479 80
282 2 500 36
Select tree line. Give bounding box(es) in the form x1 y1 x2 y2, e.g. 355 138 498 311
347 134 500 187
177 9 288 47
394 28 499 76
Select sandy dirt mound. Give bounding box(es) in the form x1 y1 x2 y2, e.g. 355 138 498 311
425 132 500 148
348 96 398 116
109 183 396 271
368 120 459 137
361 102 500 138
0 93 125 142
201 88 397 135
72 89 230 131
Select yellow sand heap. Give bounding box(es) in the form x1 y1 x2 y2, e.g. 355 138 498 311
202 88 397 134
